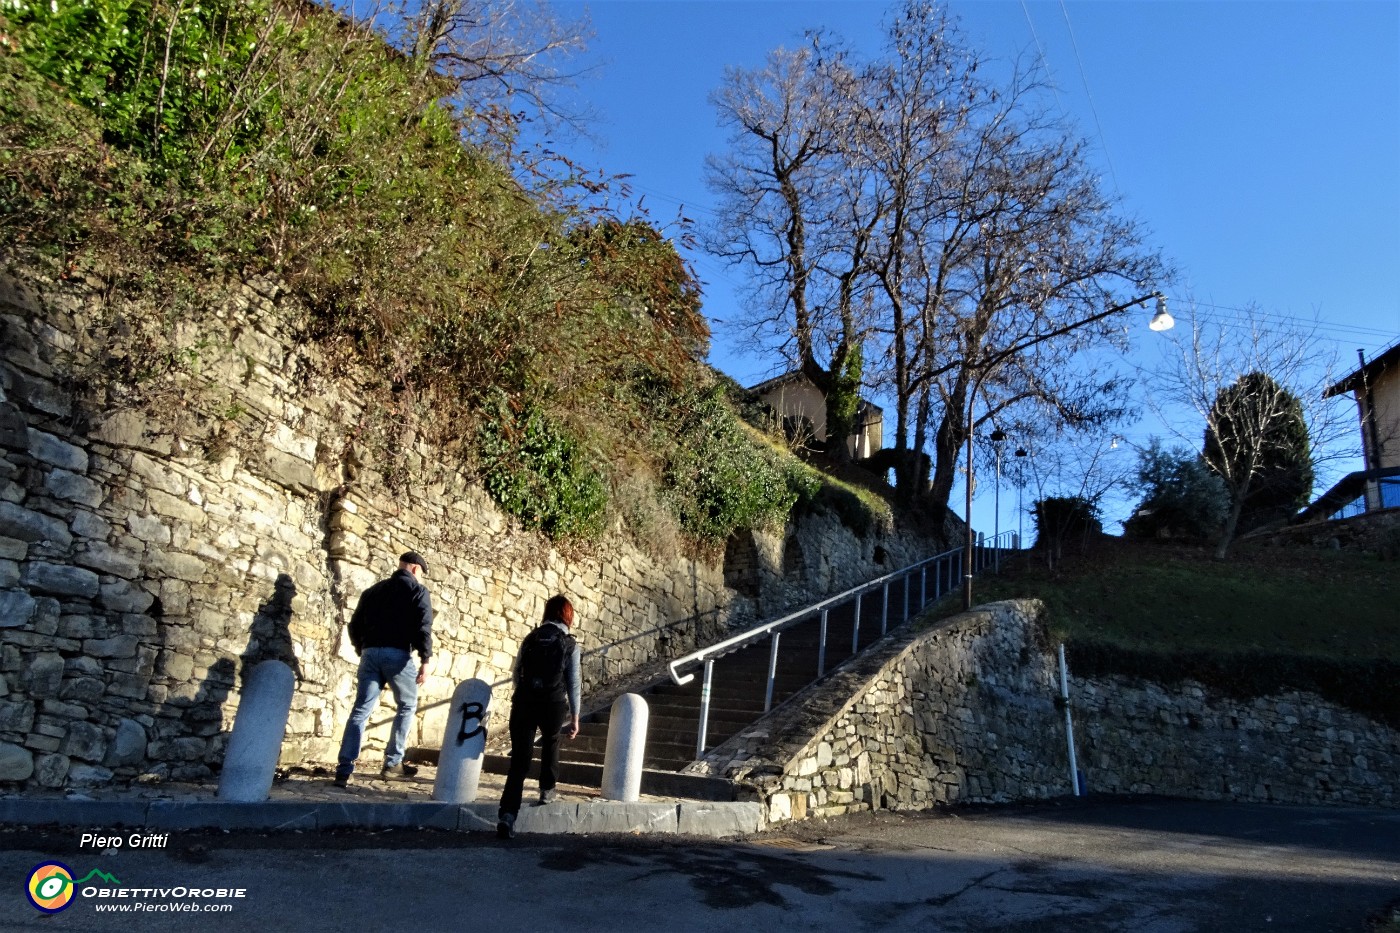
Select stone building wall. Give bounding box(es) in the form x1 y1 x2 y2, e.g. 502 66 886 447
699 600 1399 825
0 265 943 790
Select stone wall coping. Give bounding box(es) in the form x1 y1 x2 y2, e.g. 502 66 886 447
696 599 1042 783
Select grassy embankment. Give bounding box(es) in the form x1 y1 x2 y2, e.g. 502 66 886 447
959 537 1400 723
0 0 893 557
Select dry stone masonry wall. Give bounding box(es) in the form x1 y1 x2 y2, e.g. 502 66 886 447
712 601 1070 823
1074 678 1398 807
701 600 1398 826
0 265 941 791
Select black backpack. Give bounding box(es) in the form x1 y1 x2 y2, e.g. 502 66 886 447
517 624 573 698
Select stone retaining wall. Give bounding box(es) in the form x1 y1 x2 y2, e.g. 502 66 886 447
1264 509 1400 555
701 600 1399 825
0 265 941 790
1074 677 1398 807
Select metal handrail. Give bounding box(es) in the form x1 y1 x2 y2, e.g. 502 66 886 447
668 531 1018 757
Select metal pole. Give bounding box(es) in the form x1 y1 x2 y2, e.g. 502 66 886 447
994 446 1002 545
851 593 863 654
817 609 828 677
764 631 782 712
963 390 976 610
1058 644 1080 796
1018 472 1024 546
903 572 910 621
695 659 715 758
881 583 889 635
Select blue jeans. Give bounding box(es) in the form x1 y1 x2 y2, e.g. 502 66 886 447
337 647 418 778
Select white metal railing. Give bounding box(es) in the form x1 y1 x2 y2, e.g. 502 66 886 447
668 531 1017 757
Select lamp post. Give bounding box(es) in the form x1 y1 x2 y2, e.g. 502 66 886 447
962 292 1172 610
990 428 1007 545
1014 446 1028 546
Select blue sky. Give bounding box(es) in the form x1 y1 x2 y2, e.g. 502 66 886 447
553 0 1400 534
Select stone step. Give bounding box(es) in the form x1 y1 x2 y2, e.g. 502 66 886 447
470 754 735 801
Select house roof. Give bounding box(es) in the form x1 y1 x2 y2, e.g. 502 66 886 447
1325 339 1400 398
1293 465 1400 524
747 369 806 395
746 369 884 417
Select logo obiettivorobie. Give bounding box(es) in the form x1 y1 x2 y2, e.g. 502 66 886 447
26 861 121 913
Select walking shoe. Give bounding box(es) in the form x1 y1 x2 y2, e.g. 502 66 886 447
332 774 349 788
380 763 419 781
497 813 516 840
538 788 559 804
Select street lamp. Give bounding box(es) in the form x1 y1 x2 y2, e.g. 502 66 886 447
1014 446 1028 546
989 428 1007 545
962 292 1172 610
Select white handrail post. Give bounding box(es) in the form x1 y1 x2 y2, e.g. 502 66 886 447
881 582 889 635
850 592 863 654
920 566 927 608
903 572 910 621
817 609 829 677
1058 644 1080 796
695 658 715 758
764 630 782 712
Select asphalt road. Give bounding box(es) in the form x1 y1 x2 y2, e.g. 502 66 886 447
6 797 1398 932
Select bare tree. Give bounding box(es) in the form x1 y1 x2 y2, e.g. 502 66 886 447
366 0 594 151
1017 425 1131 569
704 40 876 462
858 1 982 495
707 0 1166 497
914 98 1166 519
1150 304 1354 558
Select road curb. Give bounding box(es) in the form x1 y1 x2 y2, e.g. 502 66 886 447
0 797 766 838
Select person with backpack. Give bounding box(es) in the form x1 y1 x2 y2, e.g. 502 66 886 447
497 594 581 840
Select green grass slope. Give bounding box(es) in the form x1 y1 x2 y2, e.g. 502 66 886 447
968 538 1400 725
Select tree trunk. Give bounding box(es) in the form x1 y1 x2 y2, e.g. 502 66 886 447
926 396 964 519
1214 474 1253 559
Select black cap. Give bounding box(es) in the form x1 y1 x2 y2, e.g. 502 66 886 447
399 551 429 576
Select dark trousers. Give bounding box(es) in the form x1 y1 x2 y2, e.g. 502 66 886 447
499 694 568 818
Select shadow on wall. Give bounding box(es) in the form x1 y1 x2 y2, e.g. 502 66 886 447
241 573 303 684
783 536 806 579
724 531 761 599
148 574 301 783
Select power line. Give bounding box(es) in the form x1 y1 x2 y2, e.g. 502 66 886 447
1018 0 1069 117
1056 0 1121 195
1172 296 1394 337
1166 297 1397 352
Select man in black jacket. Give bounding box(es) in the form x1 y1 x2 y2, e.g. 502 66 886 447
334 551 434 787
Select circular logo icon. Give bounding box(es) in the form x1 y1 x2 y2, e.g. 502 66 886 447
27 861 76 913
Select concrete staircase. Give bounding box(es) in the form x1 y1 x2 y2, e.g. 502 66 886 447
469 573 924 800
416 549 990 801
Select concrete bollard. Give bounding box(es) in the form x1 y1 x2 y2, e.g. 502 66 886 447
218 660 295 802
601 693 648 802
432 678 492 803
